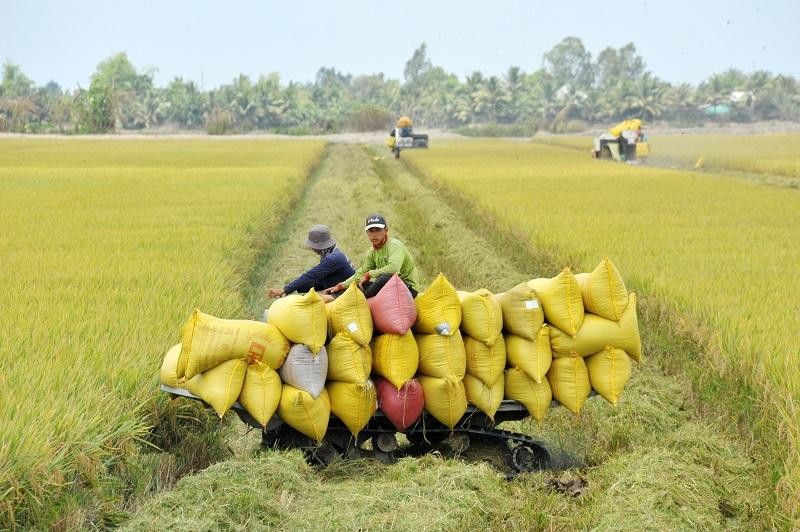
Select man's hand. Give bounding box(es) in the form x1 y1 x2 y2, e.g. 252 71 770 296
358 272 371 289
323 283 344 295
267 287 285 298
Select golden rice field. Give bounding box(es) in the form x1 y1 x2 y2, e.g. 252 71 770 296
2 135 797 529
404 138 800 520
0 138 326 525
534 132 800 179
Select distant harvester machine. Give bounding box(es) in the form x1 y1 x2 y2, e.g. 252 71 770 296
387 116 429 159
592 118 649 163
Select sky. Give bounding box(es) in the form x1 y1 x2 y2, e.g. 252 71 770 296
2 0 798 91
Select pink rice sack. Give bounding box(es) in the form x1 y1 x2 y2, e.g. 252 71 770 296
367 274 417 334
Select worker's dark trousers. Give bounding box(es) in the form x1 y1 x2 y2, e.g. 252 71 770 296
361 273 418 299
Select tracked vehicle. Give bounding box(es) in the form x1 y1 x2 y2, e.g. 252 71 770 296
387 116 429 159
160 384 555 477
592 118 649 163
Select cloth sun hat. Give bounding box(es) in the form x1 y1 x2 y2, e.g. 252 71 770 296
303 224 336 250
365 214 387 230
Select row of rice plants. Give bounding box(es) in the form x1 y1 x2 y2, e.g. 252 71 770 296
403 138 800 523
533 132 800 179
651 133 800 178
0 138 326 528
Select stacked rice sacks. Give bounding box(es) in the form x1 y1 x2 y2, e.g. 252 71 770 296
160 259 641 440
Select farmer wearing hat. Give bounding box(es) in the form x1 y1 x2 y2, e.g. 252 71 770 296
267 224 355 298
324 213 420 298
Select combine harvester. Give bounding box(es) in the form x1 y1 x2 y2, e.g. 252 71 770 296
162 262 640 478
386 116 429 159
161 383 553 476
592 118 649 163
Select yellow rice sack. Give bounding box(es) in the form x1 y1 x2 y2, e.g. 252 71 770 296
278 385 330 443
547 354 591 415
419 375 467 429
266 289 327 354
505 326 552 384
575 258 628 321
371 331 419 389
238 362 282 427
549 292 642 361
464 373 504 420
260 324 290 370
505 367 552 422
186 358 248 418
586 347 632 406
326 333 371 384
527 268 584 337
415 330 466 379
457 289 503 346
327 380 378 436
326 282 373 346
464 333 506 387
178 309 290 379
495 282 544 340
160 343 182 388
414 273 462 335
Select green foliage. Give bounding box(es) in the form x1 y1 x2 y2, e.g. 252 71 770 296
2 42 800 133
162 78 207 128
82 81 115 132
205 108 232 134
543 36 595 92
1 62 35 98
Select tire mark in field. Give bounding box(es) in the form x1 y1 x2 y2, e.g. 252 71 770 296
250 143 417 318
251 142 564 319
367 146 552 292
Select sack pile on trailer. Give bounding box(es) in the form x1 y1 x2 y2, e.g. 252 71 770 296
160 258 642 442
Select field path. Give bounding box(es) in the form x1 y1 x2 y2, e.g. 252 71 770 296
249 143 542 317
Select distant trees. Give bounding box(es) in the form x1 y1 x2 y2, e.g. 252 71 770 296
162 78 206 128
0 62 37 131
1 38 798 135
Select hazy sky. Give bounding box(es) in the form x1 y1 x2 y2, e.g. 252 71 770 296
3 0 797 91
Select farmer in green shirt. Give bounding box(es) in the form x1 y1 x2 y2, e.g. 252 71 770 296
324 213 420 298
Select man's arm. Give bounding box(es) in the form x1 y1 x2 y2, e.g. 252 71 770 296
330 250 375 290
284 258 342 294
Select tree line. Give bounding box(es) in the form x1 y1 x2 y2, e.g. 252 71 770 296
1 37 798 135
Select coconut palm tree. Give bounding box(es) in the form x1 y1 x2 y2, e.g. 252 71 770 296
631 73 666 121
503 66 526 123
134 87 171 129
746 70 772 120
664 82 697 122
766 75 799 121
253 73 286 129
